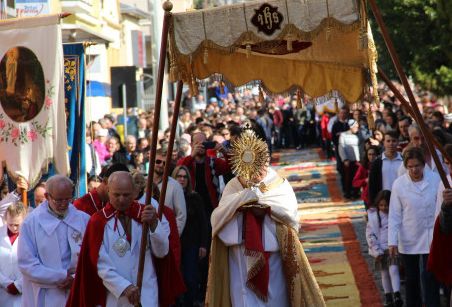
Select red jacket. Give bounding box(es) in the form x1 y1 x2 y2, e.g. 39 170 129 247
352 163 369 205
320 114 332 140
273 109 283 128
177 155 230 208
73 189 104 216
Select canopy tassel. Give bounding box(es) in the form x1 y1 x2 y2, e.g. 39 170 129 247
326 23 332 41
334 98 339 113
367 108 375 130
286 31 295 52
220 80 225 95
190 75 199 97
358 0 368 50
246 44 252 58
296 89 303 109
259 85 265 103
203 47 209 64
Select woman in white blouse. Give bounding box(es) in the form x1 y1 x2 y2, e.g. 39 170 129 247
0 202 26 307
388 147 441 307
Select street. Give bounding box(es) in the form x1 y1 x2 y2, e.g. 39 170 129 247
273 148 383 306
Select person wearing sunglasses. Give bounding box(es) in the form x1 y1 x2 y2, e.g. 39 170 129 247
139 149 186 236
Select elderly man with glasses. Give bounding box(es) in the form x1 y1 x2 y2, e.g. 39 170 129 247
17 175 90 307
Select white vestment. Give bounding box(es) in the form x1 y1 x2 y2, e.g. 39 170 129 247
139 178 187 235
212 168 298 307
97 199 170 307
0 225 22 307
18 202 90 307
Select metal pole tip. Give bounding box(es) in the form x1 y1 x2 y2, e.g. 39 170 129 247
162 0 173 11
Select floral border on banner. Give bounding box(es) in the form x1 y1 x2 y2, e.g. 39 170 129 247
0 80 53 146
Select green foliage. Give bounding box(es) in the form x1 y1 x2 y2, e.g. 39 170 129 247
371 0 452 96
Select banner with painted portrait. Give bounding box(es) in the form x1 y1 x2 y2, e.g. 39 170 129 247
0 15 68 187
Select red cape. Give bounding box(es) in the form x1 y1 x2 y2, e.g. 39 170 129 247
427 217 452 285
73 189 104 216
66 202 185 307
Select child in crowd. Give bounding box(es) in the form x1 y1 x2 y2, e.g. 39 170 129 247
366 190 403 307
0 202 26 307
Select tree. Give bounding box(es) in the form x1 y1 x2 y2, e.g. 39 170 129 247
371 0 452 96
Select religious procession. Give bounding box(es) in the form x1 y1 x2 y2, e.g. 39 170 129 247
0 0 451 306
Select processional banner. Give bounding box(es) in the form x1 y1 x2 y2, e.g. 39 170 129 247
63 43 86 197
0 15 68 187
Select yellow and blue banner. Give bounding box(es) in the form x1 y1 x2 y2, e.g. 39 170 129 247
64 43 86 197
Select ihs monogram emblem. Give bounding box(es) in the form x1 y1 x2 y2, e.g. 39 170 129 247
251 3 284 36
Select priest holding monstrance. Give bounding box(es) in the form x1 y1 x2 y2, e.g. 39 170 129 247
206 122 325 306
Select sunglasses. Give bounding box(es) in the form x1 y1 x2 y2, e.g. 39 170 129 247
155 159 166 165
177 175 188 179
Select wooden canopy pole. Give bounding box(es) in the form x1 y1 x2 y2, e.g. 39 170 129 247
368 0 450 188
21 190 27 207
157 81 183 218
136 0 173 299
378 67 452 166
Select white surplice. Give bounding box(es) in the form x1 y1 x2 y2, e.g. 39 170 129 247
18 202 90 307
97 199 170 307
212 168 298 307
0 225 22 307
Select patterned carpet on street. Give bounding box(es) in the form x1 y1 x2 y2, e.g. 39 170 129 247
272 148 383 307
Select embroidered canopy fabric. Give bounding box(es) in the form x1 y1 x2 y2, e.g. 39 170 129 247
168 0 377 103
0 14 69 187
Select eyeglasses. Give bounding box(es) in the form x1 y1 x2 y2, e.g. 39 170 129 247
177 175 188 179
155 159 166 165
49 194 73 205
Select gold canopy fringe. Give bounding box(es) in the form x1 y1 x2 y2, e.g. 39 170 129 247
170 17 361 64
168 16 372 104
367 24 379 107
358 0 368 50
367 108 375 130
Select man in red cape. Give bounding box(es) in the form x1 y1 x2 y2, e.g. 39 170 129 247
66 171 185 307
428 188 452 288
73 163 129 216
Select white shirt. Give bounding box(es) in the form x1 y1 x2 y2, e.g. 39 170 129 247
381 152 403 191
97 198 170 307
18 202 90 307
388 170 440 254
139 177 186 235
0 225 22 307
366 210 389 258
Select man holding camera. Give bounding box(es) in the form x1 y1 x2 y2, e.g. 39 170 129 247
177 132 231 213
177 131 231 300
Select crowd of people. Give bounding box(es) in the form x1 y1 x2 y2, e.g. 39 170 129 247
0 81 450 307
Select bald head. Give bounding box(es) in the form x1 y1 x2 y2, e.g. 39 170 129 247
46 175 73 196
108 171 134 187
45 175 74 215
108 171 135 211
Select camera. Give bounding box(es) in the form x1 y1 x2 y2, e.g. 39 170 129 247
202 141 217 149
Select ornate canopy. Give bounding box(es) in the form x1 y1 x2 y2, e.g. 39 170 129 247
168 0 377 103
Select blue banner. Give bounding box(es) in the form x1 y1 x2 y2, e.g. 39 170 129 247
63 43 86 197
